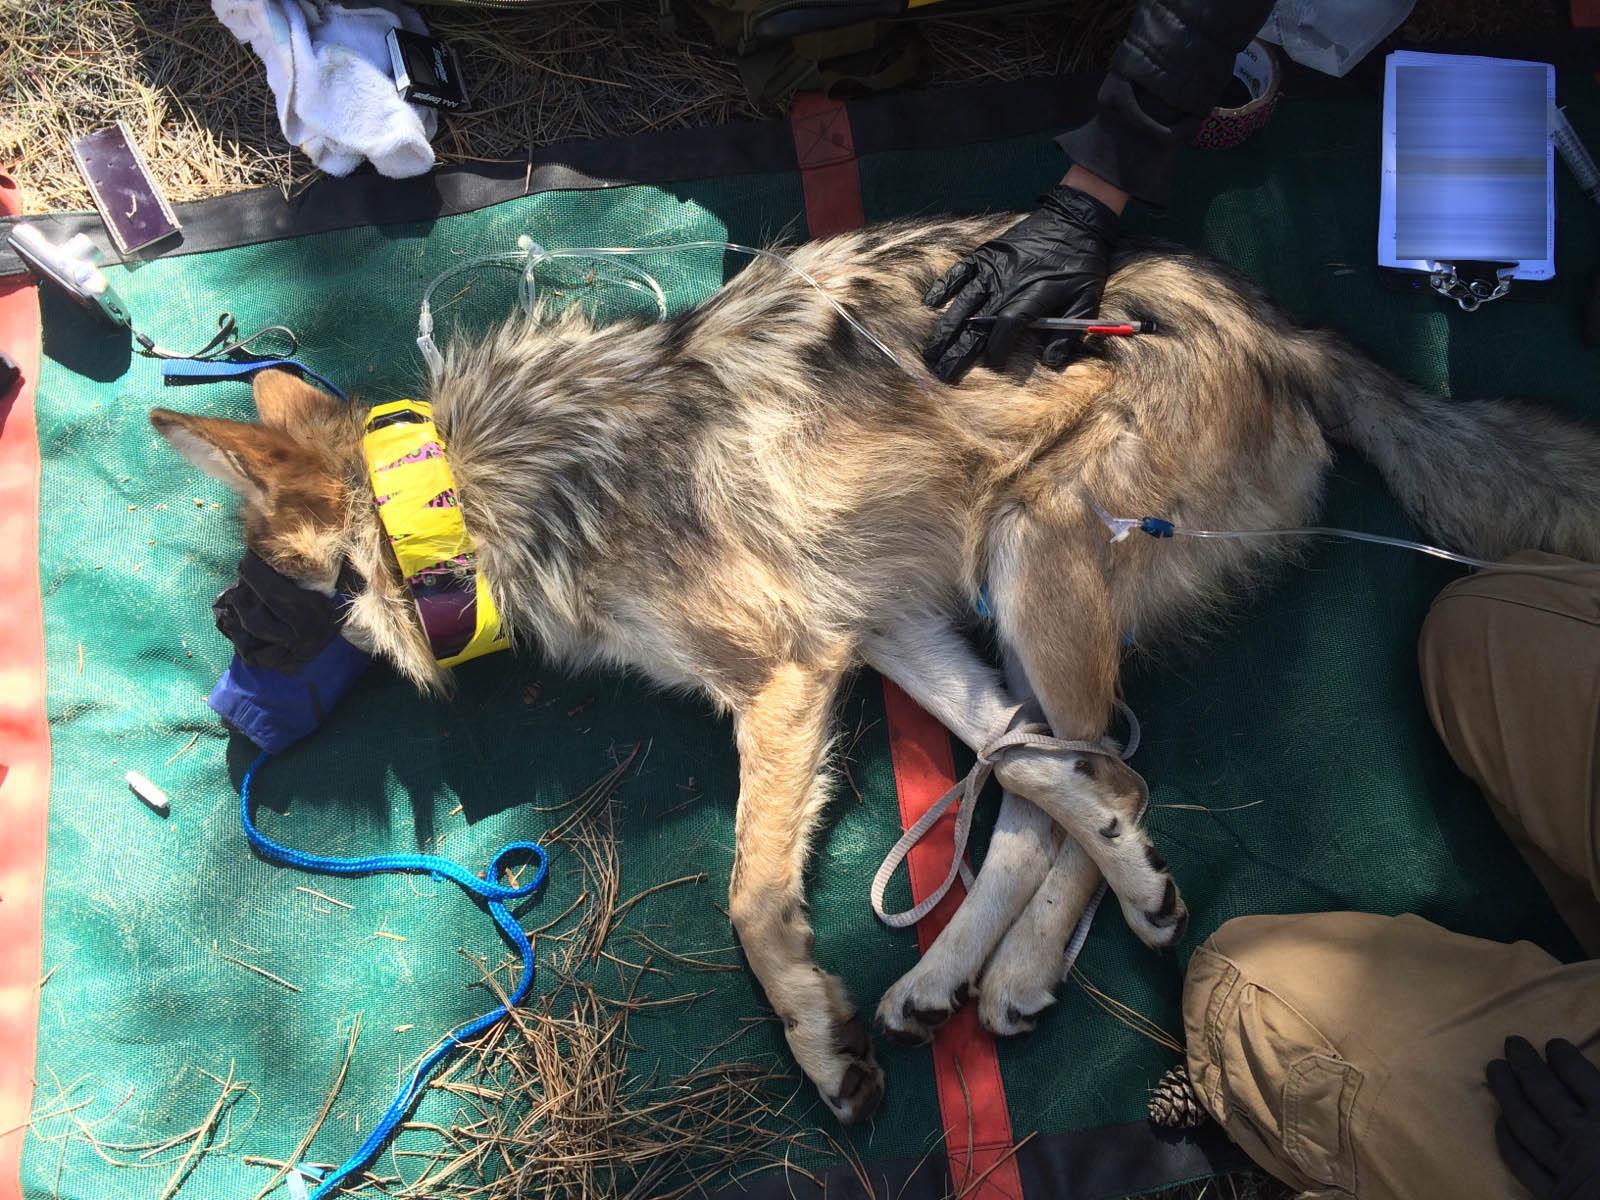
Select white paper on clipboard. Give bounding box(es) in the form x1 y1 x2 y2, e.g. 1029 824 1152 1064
1378 50 1555 281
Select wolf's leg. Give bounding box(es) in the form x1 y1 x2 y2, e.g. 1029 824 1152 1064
987 508 1187 949
952 645 1107 1036
864 618 1074 1042
729 661 882 1124
978 837 1104 1034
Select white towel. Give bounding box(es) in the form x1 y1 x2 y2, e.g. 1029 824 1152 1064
213 0 438 178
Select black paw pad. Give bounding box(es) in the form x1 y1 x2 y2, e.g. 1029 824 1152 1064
836 1063 865 1104
910 1003 952 1028
835 1015 871 1058
1001 1004 1038 1033
832 1064 885 1124
1166 908 1189 943
1145 844 1169 873
953 981 972 1008
883 1025 929 1047
1151 877 1179 921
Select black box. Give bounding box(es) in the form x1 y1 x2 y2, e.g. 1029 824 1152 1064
386 28 470 112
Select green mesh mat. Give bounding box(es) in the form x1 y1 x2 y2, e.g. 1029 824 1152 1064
25 81 1596 1199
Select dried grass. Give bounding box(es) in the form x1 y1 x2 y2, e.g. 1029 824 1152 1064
281 740 847 1200
5 0 1135 214
357 740 1294 1200
4 0 308 211
369 968 835 1199
21 1065 259 1188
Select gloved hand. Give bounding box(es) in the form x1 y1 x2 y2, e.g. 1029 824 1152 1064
922 184 1120 382
1487 1036 1600 1200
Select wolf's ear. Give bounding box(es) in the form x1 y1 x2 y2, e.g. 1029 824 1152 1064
252 368 342 432
149 408 312 506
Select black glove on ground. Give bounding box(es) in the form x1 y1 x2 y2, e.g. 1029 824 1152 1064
1488 1036 1600 1200
922 184 1120 382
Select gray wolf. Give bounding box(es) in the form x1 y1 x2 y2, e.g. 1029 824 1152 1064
151 215 1600 1123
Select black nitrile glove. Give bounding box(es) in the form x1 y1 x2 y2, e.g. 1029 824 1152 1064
1488 1036 1600 1200
922 185 1119 382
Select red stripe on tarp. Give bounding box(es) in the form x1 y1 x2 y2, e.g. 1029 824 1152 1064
789 92 866 239
0 172 51 1200
787 94 1021 1196
882 682 1025 1200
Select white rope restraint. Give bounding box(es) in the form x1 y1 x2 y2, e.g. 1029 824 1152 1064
870 702 1148 930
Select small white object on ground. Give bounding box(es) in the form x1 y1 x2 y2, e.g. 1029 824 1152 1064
126 770 170 814
211 0 437 178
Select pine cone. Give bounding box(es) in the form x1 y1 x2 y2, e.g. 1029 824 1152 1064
1148 1063 1209 1129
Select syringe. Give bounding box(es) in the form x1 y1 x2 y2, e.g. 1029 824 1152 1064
1550 101 1600 206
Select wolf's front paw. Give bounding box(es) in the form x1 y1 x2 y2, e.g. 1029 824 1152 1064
977 933 1062 1037
874 956 974 1045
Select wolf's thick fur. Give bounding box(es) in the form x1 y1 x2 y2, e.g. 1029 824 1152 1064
152 215 1600 1123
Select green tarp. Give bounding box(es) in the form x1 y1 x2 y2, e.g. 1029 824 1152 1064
23 77 1597 1198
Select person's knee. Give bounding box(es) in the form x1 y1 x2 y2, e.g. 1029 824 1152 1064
1181 912 1376 1103
1419 553 1600 728
1181 913 1397 1197
1182 913 1585 1199
1417 577 1497 721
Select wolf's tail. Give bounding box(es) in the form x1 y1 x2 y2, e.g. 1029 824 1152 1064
1301 331 1600 561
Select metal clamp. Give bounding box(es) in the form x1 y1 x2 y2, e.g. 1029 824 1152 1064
1428 263 1511 312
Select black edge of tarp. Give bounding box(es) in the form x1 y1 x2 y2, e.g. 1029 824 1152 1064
720 1117 1252 1200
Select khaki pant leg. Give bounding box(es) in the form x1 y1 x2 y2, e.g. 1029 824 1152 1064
1417 552 1600 954
1184 912 1600 1200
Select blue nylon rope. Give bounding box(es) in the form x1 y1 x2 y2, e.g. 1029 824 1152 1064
239 751 549 1199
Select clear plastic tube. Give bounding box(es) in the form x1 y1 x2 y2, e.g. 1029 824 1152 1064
416 236 908 380
416 251 526 376
1110 513 1595 574
516 236 669 322
1174 525 1527 571
1550 101 1600 204
521 239 907 368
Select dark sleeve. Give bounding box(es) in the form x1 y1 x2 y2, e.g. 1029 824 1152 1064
1056 0 1278 205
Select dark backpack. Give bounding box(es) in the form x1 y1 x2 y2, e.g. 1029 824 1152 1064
420 0 1073 107
694 0 1073 104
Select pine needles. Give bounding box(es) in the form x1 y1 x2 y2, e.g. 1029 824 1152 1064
290 740 839 1200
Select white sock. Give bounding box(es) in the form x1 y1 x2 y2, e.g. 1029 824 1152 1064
213 0 439 179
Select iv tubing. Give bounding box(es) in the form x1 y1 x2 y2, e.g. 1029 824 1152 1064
416 237 906 378
1127 517 1594 574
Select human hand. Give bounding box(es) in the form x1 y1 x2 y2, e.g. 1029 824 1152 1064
1488 1036 1600 1199
922 180 1121 382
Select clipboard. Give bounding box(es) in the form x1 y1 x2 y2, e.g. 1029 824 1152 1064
1378 51 1555 308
